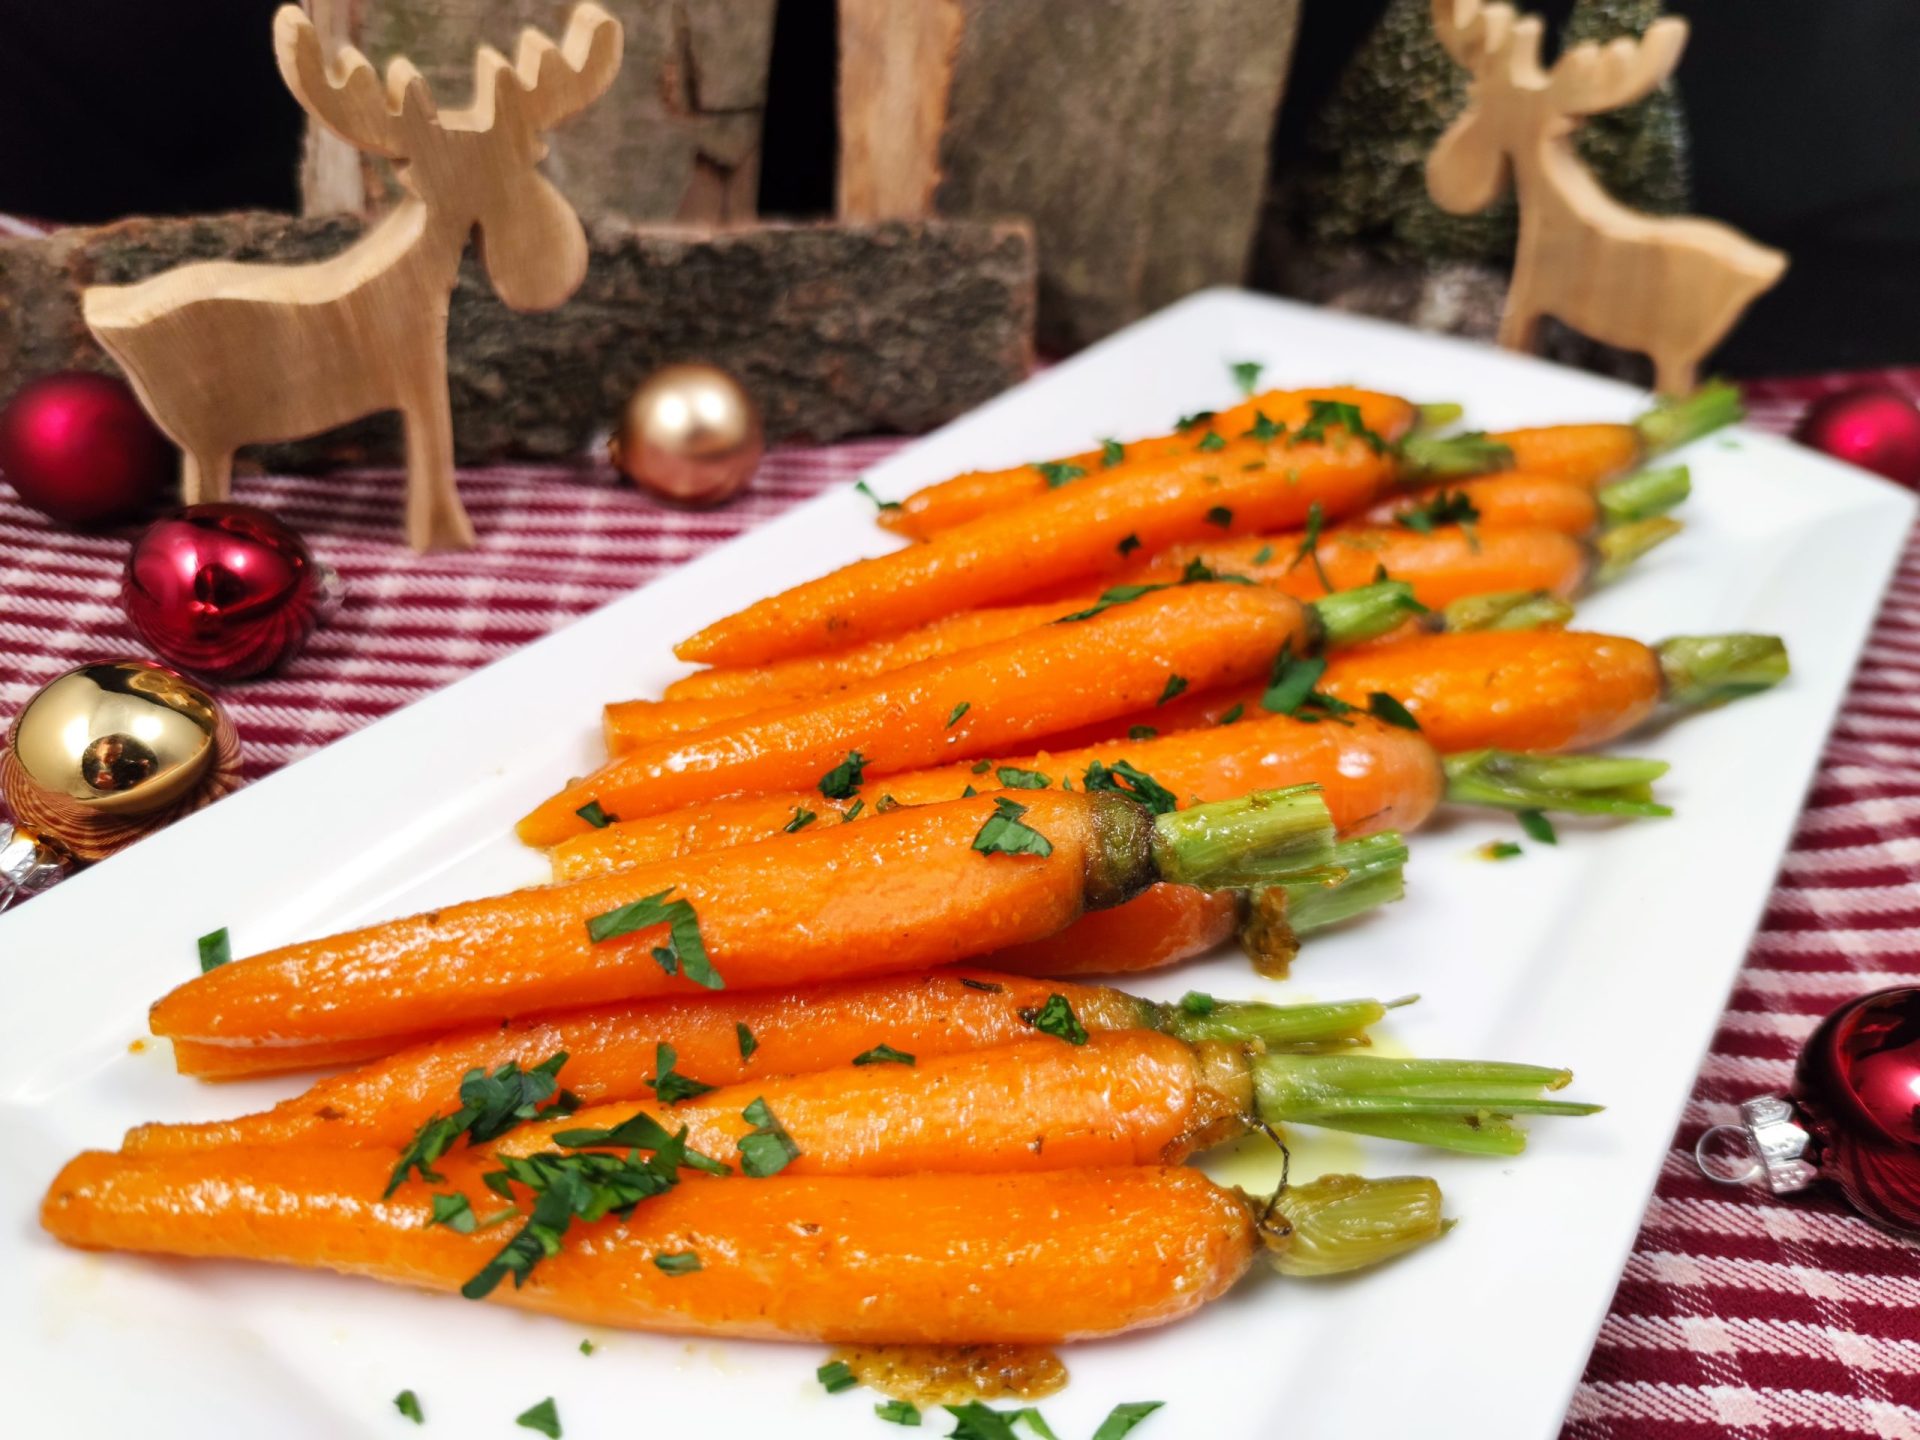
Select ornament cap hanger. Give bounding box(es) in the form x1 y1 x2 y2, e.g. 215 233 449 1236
1694 1095 1818 1195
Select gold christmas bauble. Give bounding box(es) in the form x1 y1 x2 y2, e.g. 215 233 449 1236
611 363 764 508
9 660 221 815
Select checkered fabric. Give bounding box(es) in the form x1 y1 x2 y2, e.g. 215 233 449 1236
2 362 1917 1437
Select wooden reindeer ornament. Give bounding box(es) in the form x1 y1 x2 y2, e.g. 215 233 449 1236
81 4 623 551
1426 0 1785 395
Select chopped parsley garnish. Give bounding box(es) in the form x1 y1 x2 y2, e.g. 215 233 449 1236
394 1390 424 1424
1205 505 1233 527
515 1397 562 1437
429 1192 476 1232
784 806 817 833
1288 500 1332 590
1519 809 1558 845
971 758 994 774
1218 703 1244 725
1231 360 1264 396
817 1360 859 1394
1180 991 1215 1015
579 1339 595 1356
1055 558 1251 623
1480 840 1524 860
1117 532 1141 556
1251 544 1274 565
1082 759 1179 815
945 1403 1065 1439
1128 725 1158 741
196 927 232 973
819 750 867 799
876 1399 922 1425
645 1043 715 1104
1033 461 1087 488
1101 438 1126 468
1195 431 1226 453
1241 412 1284 442
653 1250 702 1275
854 479 901 512
972 797 1054 857
959 977 1003 992
1174 409 1216 431
586 889 721 989
1367 692 1421 730
1158 674 1189 704
1092 1401 1167 1439
1022 993 1089 1045
1396 489 1479 534
995 765 1051 790
1293 398 1388 453
574 800 615 828
946 701 971 729
738 1096 802 1177
736 1022 758 1060
961 785 978 798
843 799 866 822
853 1044 916 1066
387 1052 572 1195
1261 645 1356 724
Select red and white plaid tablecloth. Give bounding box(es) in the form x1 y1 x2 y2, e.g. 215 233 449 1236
3 368 1918 1438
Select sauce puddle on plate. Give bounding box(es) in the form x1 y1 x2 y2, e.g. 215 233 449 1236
828 1344 1068 1405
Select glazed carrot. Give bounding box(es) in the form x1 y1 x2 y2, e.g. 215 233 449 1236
876 387 1404 541
1487 382 1741 485
569 711 1440 873
151 786 1337 1050
1360 465 1690 537
529 581 1358 844
662 599 1087 704
170 1033 443 1080
675 391 1417 667
41 1154 1444 1339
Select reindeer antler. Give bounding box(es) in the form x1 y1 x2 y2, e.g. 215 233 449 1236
503 3 624 134
274 5 435 157
1545 19 1688 116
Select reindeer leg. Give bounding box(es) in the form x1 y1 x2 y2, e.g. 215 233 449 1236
400 380 475 553
1497 299 1543 355
1653 352 1699 399
180 449 233 506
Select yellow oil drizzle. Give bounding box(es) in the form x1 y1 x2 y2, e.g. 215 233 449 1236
827 1344 1068 1405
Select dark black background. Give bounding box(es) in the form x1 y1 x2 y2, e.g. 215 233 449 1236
2 0 1912 374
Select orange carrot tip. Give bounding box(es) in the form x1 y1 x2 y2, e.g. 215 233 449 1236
1442 751 1673 820
1597 465 1691 526
1635 380 1743 455
1657 634 1790 709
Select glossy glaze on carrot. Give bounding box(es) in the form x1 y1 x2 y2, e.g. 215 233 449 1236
1362 473 1601 536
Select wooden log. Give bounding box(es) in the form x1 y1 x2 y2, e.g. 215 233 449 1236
0 213 1035 462
839 0 1301 353
301 0 777 224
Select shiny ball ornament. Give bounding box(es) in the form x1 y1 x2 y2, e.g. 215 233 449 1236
124 503 338 680
1794 386 1920 489
0 372 176 525
1697 986 1920 1233
610 363 763 508
0 659 243 861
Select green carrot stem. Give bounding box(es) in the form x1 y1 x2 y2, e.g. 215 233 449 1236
1635 380 1743 453
1154 993 1413 1052
1598 465 1691 526
1252 1053 1601 1157
1149 784 1335 890
1262 1174 1449 1277
1657 634 1791 708
1414 402 1465 432
1435 590 1576 634
1442 749 1672 819
1237 834 1409 976
1399 430 1515 480
1311 580 1428 649
1593 516 1683 585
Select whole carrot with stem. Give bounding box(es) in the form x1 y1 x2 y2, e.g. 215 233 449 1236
151 785 1339 1051
675 393 1420 667
42 1155 1446 1340
1485 382 1742 484
525 579 1420 845
132 971 1407 1138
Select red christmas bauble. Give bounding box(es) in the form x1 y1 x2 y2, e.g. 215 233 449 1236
0 372 175 525
123 504 338 680
1795 386 1920 488
1791 987 1920 1231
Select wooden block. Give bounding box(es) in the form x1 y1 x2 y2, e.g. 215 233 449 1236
302 0 777 224
0 212 1036 461
839 0 1300 352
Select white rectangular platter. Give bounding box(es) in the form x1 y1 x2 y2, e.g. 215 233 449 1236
3 289 1912 1439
